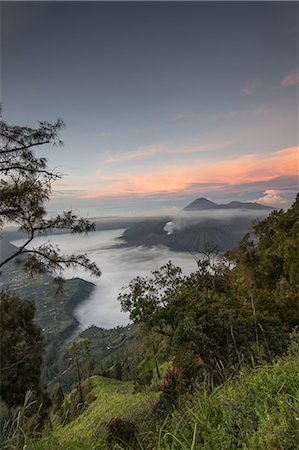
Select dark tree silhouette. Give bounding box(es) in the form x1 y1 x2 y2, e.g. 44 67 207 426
0 116 100 277
0 291 44 412
0 115 100 419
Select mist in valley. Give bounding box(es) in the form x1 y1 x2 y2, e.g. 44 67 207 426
160 208 271 234
12 229 199 331
10 207 273 331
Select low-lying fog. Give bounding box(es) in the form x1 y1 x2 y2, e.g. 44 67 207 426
162 208 270 229
10 208 272 331
12 229 198 331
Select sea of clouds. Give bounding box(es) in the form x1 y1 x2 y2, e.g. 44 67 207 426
13 229 198 331
11 209 272 331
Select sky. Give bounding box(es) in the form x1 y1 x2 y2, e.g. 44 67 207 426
1 1 298 216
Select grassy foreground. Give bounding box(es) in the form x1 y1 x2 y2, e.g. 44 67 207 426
154 348 299 450
31 377 159 450
3 345 298 450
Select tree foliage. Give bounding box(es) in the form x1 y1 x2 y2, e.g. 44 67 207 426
119 198 299 393
119 258 252 386
0 116 100 277
0 116 101 420
118 261 184 336
228 194 299 328
0 291 45 410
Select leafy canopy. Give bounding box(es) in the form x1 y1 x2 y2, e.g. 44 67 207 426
0 116 100 277
228 194 299 327
118 199 298 388
0 291 44 409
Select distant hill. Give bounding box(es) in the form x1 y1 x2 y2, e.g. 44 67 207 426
225 201 274 210
184 198 219 210
0 236 95 384
184 197 274 211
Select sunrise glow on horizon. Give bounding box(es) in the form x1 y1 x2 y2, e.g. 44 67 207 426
2 2 298 214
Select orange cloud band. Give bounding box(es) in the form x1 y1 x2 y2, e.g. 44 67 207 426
78 145 298 200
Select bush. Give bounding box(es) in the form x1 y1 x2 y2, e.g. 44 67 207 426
155 366 184 415
133 368 153 392
150 336 299 450
106 417 136 446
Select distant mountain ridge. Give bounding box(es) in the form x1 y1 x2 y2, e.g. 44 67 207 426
184 197 274 211
119 197 274 252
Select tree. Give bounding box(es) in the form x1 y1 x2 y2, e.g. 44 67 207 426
118 258 257 388
68 338 93 406
118 261 184 336
0 291 44 414
0 116 100 277
0 115 100 420
228 194 299 332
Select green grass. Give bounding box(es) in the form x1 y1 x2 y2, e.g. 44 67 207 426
3 344 298 450
150 349 299 449
31 376 159 450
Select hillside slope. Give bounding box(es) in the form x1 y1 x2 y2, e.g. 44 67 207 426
24 342 299 450
0 237 95 383
34 376 159 450
155 348 299 449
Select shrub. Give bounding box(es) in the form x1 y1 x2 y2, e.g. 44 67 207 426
106 417 136 446
156 366 184 414
133 368 153 392
150 337 299 450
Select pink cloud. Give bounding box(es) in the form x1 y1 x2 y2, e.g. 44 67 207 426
80 145 298 200
104 140 235 164
280 69 299 88
254 189 294 208
105 145 163 163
